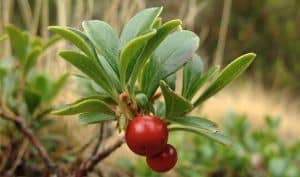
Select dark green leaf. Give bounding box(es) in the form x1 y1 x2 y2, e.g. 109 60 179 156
184 65 220 100
182 54 203 98
169 125 232 146
194 53 256 106
48 26 94 58
98 55 121 92
5 25 29 61
119 30 156 87
141 31 199 98
23 47 42 76
165 116 218 132
51 98 114 115
78 112 115 125
160 81 193 118
82 20 119 74
59 51 117 98
120 7 162 48
129 19 182 89
135 93 154 113
24 88 42 113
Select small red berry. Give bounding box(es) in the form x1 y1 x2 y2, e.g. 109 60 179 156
125 115 168 156
146 144 178 173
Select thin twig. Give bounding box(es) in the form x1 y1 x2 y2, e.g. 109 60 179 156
0 110 59 175
89 124 105 157
6 139 29 176
74 136 124 177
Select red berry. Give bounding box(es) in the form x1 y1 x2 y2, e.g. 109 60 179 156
146 144 178 173
125 115 168 156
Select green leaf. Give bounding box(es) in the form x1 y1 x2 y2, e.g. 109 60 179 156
78 112 115 125
120 7 163 48
47 73 69 101
59 51 117 99
24 88 42 114
165 116 218 132
119 30 156 87
182 55 203 98
23 47 42 76
82 20 120 74
48 26 94 58
98 55 122 92
160 81 193 118
51 98 114 115
129 19 182 90
194 53 256 107
5 25 29 61
141 30 199 98
169 125 232 146
154 101 165 117
184 65 220 100
164 73 176 91
135 93 154 113
153 17 162 29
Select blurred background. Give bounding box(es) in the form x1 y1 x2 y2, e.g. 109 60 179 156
0 0 299 177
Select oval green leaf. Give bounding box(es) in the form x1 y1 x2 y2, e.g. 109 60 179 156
194 53 256 107
51 98 114 115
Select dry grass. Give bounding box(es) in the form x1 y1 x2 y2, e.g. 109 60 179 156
198 80 300 139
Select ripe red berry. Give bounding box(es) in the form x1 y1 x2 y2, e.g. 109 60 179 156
125 115 168 156
146 144 178 173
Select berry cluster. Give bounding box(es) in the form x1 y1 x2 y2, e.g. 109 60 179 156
125 115 177 172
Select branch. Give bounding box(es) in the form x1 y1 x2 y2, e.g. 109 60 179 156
0 111 59 175
89 124 105 157
75 136 124 177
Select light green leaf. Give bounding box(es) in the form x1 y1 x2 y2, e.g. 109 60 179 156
160 81 193 118
52 98 114 115
184 65 220 100
120 7 163 48
129 19 182 89
23 47 42 76
5 25 29 61
141 31 199 98
59 51 117 98
165 116 218 132
194 53 256 107
119 30 156 87
48 26 94 58
153 17 162 29
169 125 232 146
82 20 119 74
78 112 116 125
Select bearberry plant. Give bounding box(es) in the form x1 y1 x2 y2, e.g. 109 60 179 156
49 7 256 173
0 25 67 174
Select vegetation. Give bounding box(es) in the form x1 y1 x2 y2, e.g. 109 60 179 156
117 113 300 177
